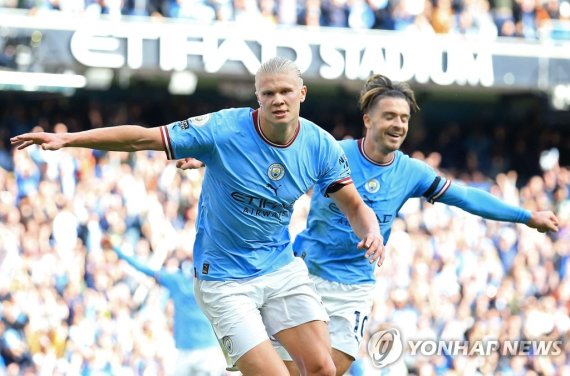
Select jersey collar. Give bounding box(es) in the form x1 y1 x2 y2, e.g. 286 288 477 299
252 109 300 148
358 138 395 166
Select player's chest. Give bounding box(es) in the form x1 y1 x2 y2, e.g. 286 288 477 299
219 144 318 204
354 171 408 211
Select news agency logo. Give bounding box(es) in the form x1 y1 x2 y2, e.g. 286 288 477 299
367 328 404 368
367 327 564 369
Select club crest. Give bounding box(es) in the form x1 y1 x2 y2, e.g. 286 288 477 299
268 163 285 181
365 179 380 193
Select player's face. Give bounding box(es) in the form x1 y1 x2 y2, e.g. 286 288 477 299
255 72 307 127
364 97 410 154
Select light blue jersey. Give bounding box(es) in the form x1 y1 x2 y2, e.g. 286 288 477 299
294 138 449 284
161 108 352 281
294 138 531 285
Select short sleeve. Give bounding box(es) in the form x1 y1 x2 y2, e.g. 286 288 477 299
160 113 217 162
316 136 353 196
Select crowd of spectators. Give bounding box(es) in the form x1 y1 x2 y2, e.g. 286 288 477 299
1 90 568 184
358 153 569 374
0 0 569 40
0 92 568 375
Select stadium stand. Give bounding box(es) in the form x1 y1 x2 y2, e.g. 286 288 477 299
0 90 569 374
0 0 569 373
0 0 570 39
1 0 570 39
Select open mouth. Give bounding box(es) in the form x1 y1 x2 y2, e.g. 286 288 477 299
387 132 401 140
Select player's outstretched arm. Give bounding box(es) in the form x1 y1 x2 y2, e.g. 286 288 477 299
102 238 160 279
10 125 164 152
439 183 560 233
329 184 385 266
527 211 559 233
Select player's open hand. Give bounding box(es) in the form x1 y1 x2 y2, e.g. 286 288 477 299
358 233 385 266
10 132 65 151
176 158 205 170
528 210 559 233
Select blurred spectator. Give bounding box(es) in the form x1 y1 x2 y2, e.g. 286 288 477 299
259 0 278 24
107 241 227 375
321 0 349 27
516 0 540 39
432 0 454 33
298 0 324 26
406 0 436 33
276 0 298 24
0 44 17 70
2 0 570 41
232 0 261 23
347 0 376 28
0 89 568 376
0 295 35 374
168 0 216 22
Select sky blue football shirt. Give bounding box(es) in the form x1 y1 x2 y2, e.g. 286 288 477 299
161 108 352 281
294 138 448 284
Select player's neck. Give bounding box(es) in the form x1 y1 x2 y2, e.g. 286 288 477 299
259 115 298 146
363 137 394 164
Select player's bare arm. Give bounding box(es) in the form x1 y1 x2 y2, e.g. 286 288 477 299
329 184 384 266
10 125 164 152
527 210 559 233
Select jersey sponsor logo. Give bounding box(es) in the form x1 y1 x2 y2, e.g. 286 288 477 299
377 214 393 224
189 113 211 127
267 163 285 181
231 191 293 219
365 179 380 193
328 202 352 226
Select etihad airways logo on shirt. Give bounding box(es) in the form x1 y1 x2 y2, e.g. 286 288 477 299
230 191 293 219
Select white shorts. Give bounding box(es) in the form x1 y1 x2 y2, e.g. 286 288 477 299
194 258 329 364
275 274 375 361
